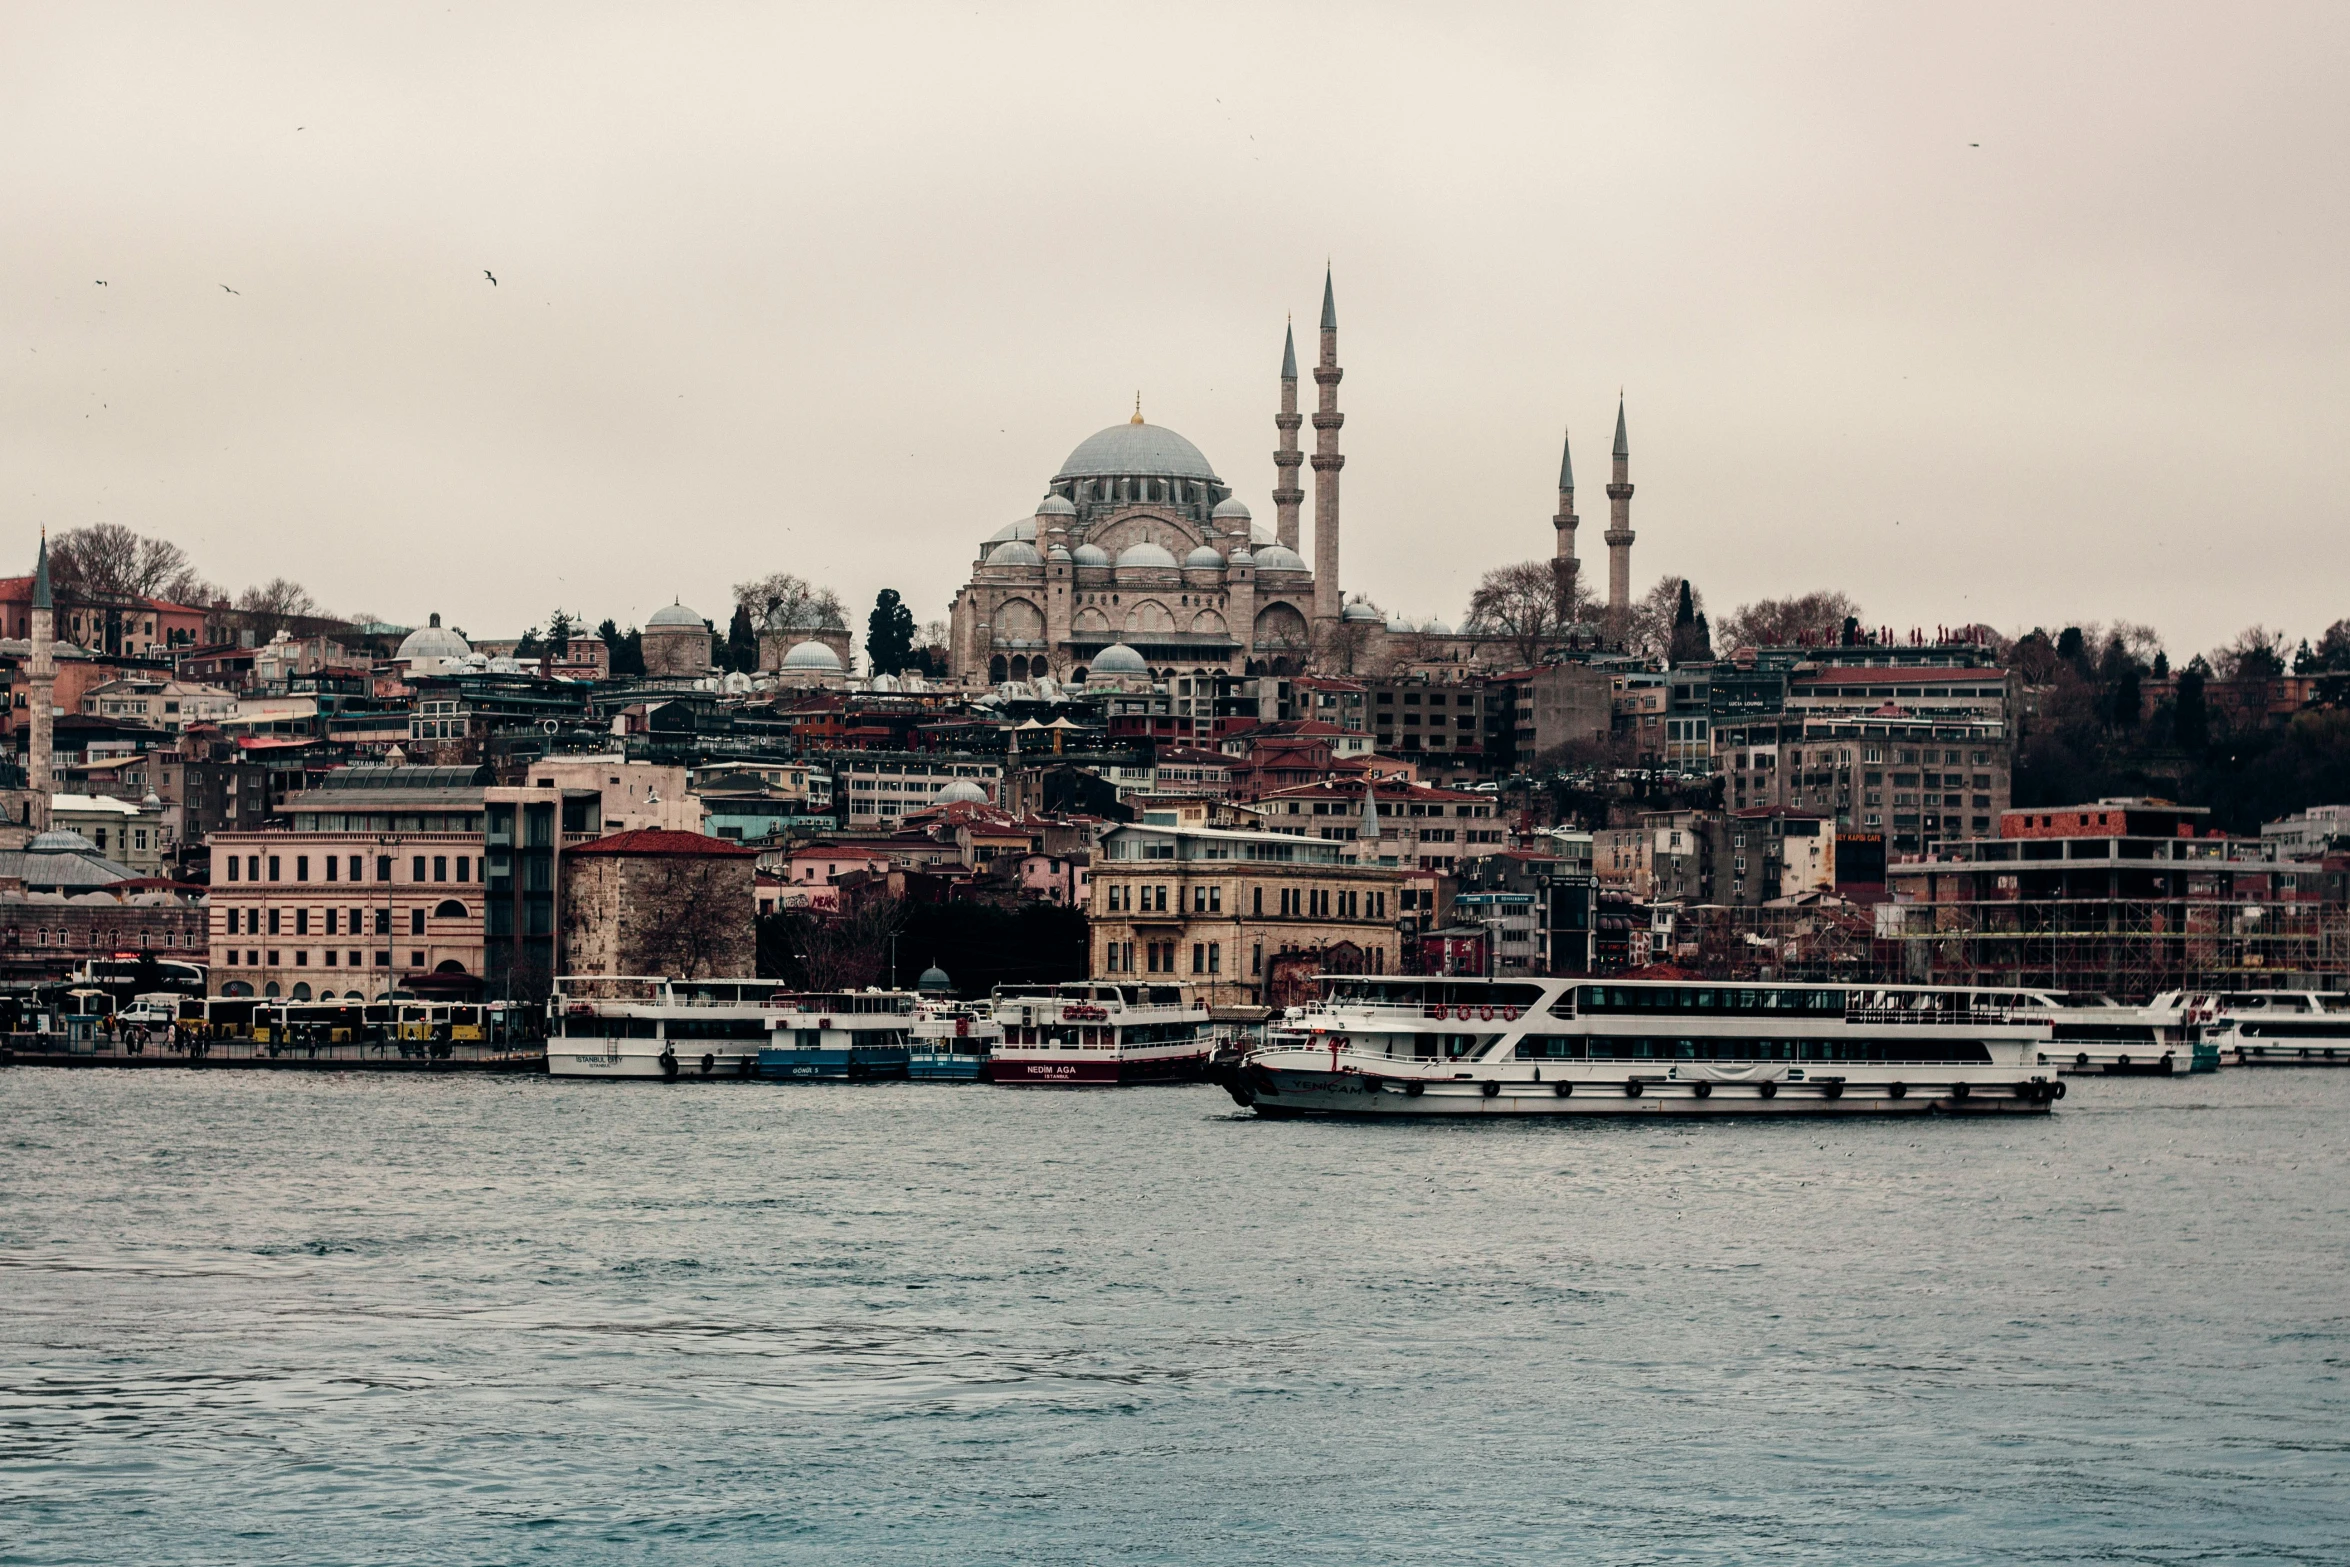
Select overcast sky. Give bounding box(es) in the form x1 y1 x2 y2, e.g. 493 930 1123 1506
4 3 2344 658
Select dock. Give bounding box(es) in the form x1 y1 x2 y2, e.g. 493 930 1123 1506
0 1036 546 1073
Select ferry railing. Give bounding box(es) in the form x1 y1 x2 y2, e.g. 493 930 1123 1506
1842 1004 2030 1027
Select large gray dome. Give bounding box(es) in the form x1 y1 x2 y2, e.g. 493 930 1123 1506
646 602 704 628
1116 541 1178 569
1252 544 1308 572
1090 643 1148 674
396 614 470 662
782 640 843 671
1055 421 1220 483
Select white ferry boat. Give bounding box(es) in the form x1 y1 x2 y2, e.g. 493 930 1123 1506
985 982 1212 1085
2169 990 2350 1066
909 998 999 1081
1223 976 2060 1117
548 977 777 1079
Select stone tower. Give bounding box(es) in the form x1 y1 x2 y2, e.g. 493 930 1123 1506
1271 321 1304 552
28 530 55 796
1604 397 1635 636
1551 427 1579 622
1310 267 1344 630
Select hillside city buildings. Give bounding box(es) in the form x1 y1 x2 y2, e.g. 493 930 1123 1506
1 275 2342 1007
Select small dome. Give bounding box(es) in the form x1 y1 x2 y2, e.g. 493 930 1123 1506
27 829 98 854
1386 614 1413 633
646 602 704 628
1046 543 1072 563
486 656 526 674
989 540 1042 567
916 965 954 995
1252 545 1308 571
1342 601 1381 623
988 519 1038 544
1091 642 1148 674
1228 546 1255 566
396 613 470 662
1212 496 1252 521
1251 521 1274 544
783 639 844 671
1071 544 1111 567
1183 545 1226 569
1116 541 1178 569
1036 494 1077 517
1421 619 1454 636
937 779 990 804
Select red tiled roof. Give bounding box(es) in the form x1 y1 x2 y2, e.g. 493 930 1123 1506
569 827 756 858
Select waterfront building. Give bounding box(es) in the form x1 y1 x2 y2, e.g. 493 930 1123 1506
557 828 756 980
1085 820 1402 1009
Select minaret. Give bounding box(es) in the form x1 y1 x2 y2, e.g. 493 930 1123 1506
28 530 55 797
1604 396 1635 637
1271 321 1304 552
1310 267 1344 630
1551 427 1579 624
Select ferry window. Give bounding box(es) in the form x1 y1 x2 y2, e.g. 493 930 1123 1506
1513 1036 1585 1059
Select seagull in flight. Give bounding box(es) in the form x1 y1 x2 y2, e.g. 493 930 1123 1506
484 270 497 286
95 280 106 286
220 284 239 295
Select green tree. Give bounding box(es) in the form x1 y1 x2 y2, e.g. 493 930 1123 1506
725 603 759 673
2174 662 2209 753
545 609 576 660
597 618 645 677
867 588 916 675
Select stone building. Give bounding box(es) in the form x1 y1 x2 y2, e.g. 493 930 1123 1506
640 602 713 679
946 274 1639 686
1085 819 1402 1009
559 827 755 979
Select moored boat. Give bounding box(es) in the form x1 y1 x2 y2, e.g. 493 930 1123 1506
547 977 775 1079
1224 976 2060 1117
756 990 915 1080
984 982 1212 1085
909 998 999 1081
2185 990 2350 1066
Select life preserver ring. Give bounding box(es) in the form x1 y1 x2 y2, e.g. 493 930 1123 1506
1820 1080 1843 1101
1692 1081 1711 1098
2051 1080 2067 1099
1480 1006 1495 1022
1554 1081 1573 1097
1757 1080 1777 1099
659 1048 679 1080
700 1052 715 1075
1949 1081 1970 1101
2075 1052 2089 1068
1405 1080 1424 1097
1502 1007 1518 1021
1623 1080 1643 1098
2115 1054 2130 1069
1888 1081 1907 1099
1481 1080 1499 1098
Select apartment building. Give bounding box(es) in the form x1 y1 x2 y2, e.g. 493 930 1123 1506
1086 822 1404 1009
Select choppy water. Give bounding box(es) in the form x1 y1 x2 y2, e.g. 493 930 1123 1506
2 1069 2347 1565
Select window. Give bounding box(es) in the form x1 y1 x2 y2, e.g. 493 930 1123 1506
1207 943 1221 974
456 857 470 883
327 909 338 936
247 855 261 882
1253 887 1262 915
376 856 393 882
374 909 391 936
227 856 239 882
325 856 338 883
1192 943 1205 974
295 909 308 935
433 856 448 882
268 856 281 882
295 856 309 882
412 856 427 882
267 908 281 935
1252 943 1263 975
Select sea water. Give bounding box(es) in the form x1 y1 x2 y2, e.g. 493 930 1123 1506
3 1069 2346 1564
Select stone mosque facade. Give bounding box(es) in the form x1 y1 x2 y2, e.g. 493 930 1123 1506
947 271 1640 685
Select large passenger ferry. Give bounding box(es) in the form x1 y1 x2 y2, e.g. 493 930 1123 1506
2169 990 2350 1066
546 979 916 1080
1224 976 2061 1116
984 982 1213 1085
548 977 777 1078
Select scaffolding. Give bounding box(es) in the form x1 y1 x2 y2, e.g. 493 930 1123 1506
1660 898 2350 1003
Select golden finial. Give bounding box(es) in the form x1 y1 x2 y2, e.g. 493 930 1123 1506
1130 392 1144 425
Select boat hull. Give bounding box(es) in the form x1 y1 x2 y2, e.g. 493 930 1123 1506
2041 1044 2217 1075
548 1044 761 1079
756 1046 911 1081
986 1051 1211 1086
1230 1060 2057 1116
907 1053 987 1081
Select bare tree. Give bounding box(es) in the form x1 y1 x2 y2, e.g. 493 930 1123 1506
1624 574 1704 660
235 578 321 642
799 897 904 991
735 571 846 633
48 523 214 603
2212 625 2287 682
1715 590 1862 651
634 857 755 979
1465 560 1577 666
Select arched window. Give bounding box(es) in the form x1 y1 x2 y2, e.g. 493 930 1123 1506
222 980 253 998
989 655 1008 683
434 959 468 974
433 900 467 919
290 983 311 1001
263 981 281 997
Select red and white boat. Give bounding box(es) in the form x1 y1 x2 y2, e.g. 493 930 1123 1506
984 982 1212 1085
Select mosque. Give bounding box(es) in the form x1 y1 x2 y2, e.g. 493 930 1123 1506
947 271 1639 685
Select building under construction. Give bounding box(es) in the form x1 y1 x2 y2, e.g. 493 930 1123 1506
1651 799 2350 1002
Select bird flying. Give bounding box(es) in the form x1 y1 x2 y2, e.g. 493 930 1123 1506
220 284 238 294
95 280 106 286
484 270 497 286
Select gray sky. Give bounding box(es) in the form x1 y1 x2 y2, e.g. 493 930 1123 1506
5 3 2344 659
